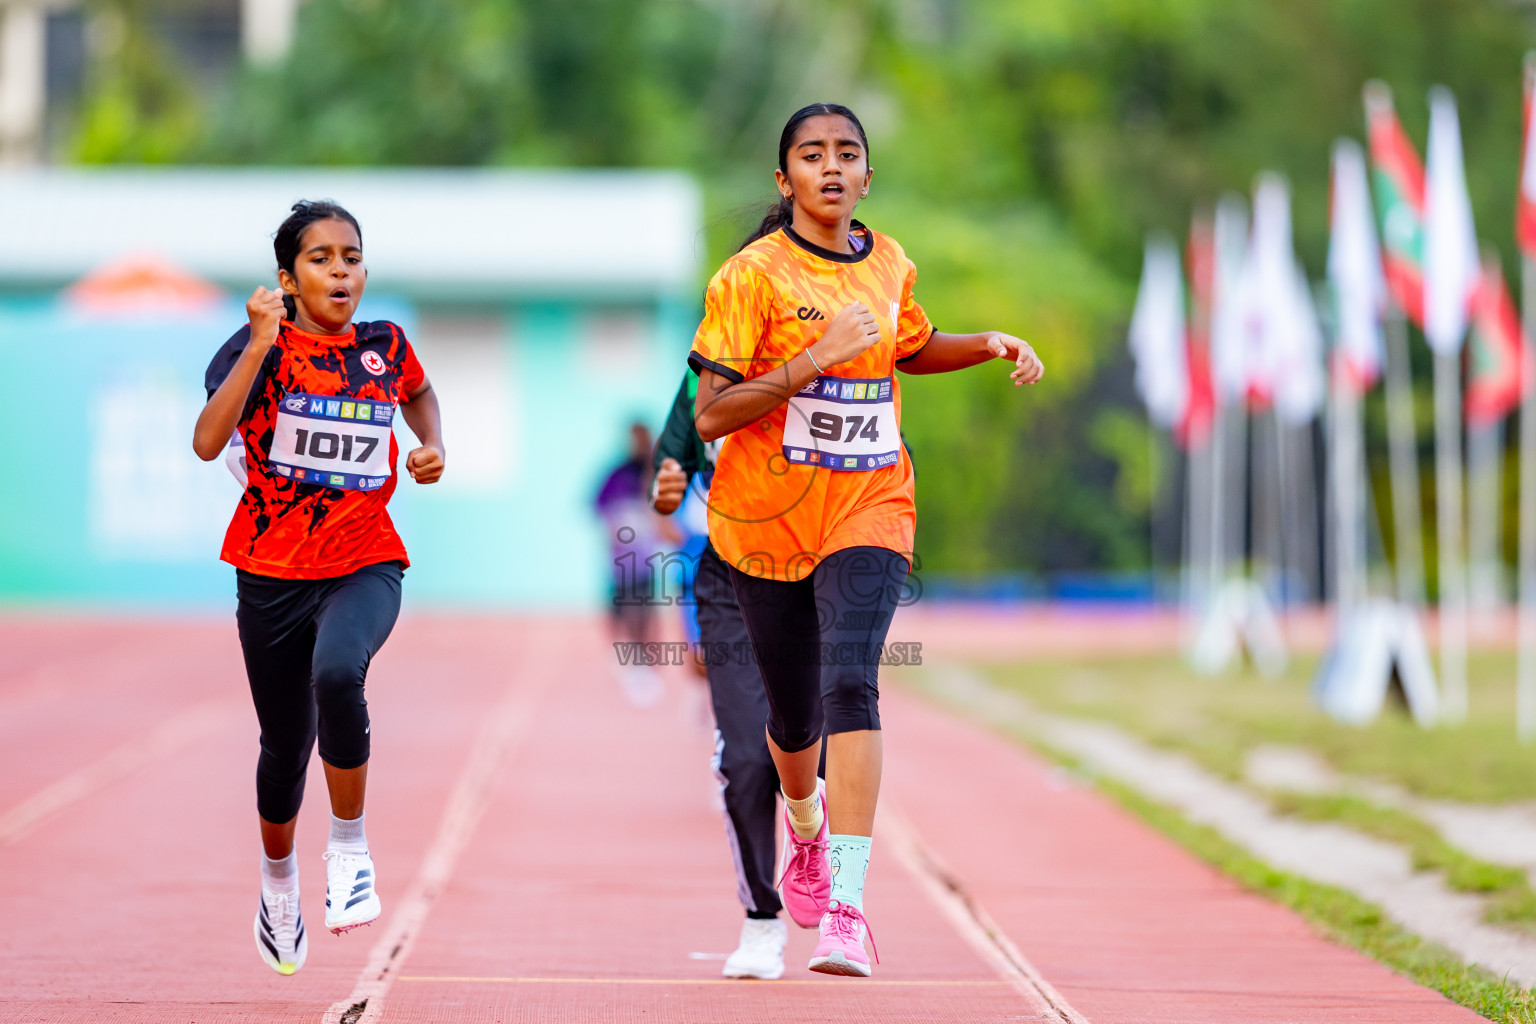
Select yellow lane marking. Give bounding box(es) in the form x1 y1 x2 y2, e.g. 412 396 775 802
399 976 1009 987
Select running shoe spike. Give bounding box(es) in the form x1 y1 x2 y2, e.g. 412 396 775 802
254 890 307 975
323 849 381 934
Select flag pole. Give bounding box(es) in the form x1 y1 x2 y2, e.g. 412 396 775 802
1257 409 1284 607
1423 84 1477 724
1207 404 1226 602
1332 368 1365 617
1185 428 1211 636
1519 253 1536 740
1467 419 1504 612
1384 308 1426 606
1148 422 1157 600
1293 419 1321 603
1518 51 1536 741
1434 350 1469 722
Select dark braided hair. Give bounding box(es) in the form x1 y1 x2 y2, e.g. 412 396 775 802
273 199 362 320
738 103 869 252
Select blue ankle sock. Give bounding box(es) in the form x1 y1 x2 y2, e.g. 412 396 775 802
828 834 872 911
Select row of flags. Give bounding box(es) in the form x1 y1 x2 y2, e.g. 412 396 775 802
1129 74 1534 437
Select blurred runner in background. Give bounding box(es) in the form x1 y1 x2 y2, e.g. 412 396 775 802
193 200 445 976
652 369 804 980
595 421 665 707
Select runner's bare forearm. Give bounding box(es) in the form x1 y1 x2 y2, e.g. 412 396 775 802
694 354 821 442
401 382 443 451
894 332 999 375
193 342 270 460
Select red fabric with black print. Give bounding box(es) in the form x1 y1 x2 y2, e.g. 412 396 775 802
204 320 426 579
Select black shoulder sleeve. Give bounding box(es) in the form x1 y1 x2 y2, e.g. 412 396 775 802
653 371 701 478
894 325 936 365
204 325 254 399
687 350 745 384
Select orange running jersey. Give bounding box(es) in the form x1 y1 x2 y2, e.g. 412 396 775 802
204 320 426 580
688 223 933 582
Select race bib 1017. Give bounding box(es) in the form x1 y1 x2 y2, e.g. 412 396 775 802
269 391 395 491
782 374 900 472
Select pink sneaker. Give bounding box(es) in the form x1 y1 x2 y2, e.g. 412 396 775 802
808 900 878 977
776 781 830 928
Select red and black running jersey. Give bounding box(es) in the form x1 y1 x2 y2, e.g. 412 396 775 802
204 320 426 579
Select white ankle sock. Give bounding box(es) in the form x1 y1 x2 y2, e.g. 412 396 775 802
783 788 824 840
328 812 368 854
262 850 298 895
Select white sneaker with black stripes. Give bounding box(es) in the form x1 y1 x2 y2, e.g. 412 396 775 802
323 849 381 934
254 888 307 975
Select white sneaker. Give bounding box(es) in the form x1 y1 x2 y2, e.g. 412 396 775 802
323 849 381 934
722 917 787 980
254 888 307 975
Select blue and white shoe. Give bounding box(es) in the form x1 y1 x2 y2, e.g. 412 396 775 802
323 849 381 934
254 888 307 975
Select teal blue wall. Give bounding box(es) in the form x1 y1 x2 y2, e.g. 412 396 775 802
390 300 693 609
0 295 691 611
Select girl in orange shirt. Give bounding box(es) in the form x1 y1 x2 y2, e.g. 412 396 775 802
689 103 1043 977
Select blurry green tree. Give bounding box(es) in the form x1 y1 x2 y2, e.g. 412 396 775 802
69 0 1536 578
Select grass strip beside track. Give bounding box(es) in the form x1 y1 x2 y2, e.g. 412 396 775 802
984 654 1536 803
978 655 1536 932
1269 791 1536 930
1102 771 1536 1024
1038 739 1536 1024
907 665 1536 1024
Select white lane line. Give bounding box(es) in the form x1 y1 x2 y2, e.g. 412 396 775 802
878 802 1090 1024
322 667 547 1024
0 700 237 845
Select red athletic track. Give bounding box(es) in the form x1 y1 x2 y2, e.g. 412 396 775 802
0 614 1486 1023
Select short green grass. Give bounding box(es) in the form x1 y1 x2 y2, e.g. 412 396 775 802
977 650 1536 804
1269 790 1536 928
1103 772 1536 1024
967 649 1536 928
924 706 1536 1023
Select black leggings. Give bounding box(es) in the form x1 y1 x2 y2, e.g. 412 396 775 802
728 546 909 754
236 561 403 824
698 540 831 919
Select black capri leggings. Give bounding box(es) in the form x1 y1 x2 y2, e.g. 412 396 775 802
728 546 909 754
236 561 403 824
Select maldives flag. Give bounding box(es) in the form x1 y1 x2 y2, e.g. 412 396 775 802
1180 210 1216 448
1364 81 1427 326
1518 55 1536 256
1466 250 1527 427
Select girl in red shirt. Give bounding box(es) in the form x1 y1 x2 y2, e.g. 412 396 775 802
193 200 445 975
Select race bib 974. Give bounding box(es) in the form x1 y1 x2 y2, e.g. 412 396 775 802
782 375 900 472
269 391 395 491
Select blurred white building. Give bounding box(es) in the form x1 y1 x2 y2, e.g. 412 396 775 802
0 0 295 163
0 168 704 609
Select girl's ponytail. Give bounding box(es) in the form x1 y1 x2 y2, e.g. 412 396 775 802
737 194 794 252
281 293 297 321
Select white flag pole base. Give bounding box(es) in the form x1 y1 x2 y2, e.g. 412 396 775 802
1188 577 1288 678
1314 599 1440 727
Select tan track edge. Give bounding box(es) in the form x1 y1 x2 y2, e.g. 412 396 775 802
322 670 548 1024
878 802 1091 1024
